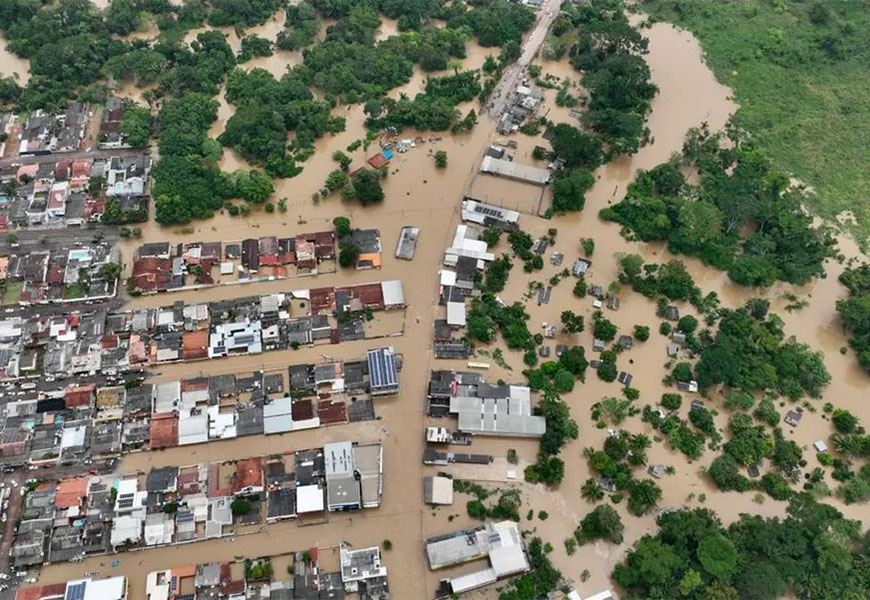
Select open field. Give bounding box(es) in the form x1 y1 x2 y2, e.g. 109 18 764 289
642 0 870 245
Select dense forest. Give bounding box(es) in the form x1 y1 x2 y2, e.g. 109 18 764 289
613 494 870 600
543 0 657 215
601 125 836 286
695 301 830 400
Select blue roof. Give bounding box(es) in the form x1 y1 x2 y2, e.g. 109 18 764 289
65 582 87 600
382 150 394 160
367 348 398 390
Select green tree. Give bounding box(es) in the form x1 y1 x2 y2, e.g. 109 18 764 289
560 310 584 333
120 105 151 147
333 216 352 238
434 150 447 168
593 312 617 341
679 569 703 597
576 504 624 544
339 243 360 268
230 498 252 517
734 561 786 600
697 533 738 579
832 409 859 434
633 325 649 341
353 170 384 205
236 170 274 204
552 168 595 212
627 479 661 516
550 123 603 169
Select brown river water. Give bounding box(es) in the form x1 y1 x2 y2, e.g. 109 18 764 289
4 13 868 600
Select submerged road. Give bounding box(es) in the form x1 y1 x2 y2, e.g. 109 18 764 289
487 0 562 120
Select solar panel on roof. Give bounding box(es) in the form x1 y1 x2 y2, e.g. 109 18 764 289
66 582 87 600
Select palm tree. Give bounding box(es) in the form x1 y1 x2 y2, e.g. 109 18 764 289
630 433 652 451
581 478 604 503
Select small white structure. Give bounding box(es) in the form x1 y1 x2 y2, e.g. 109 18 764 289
424 476 454 505
584 590 619 600
381 279 406 308
446 301 467 328
296 484 325 513
814 440 828 452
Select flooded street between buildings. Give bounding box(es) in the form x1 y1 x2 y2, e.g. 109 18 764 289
5 8 870 600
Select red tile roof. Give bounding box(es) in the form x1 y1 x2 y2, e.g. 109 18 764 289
15 583 67 600
182 330 209 361
309 287 335 315
64 384 95 408
55 477 89 509
232 457 263 493
318 400 347 424
291 399 315 421
55 159 72 180
367 154 388 169
71 159 90 178
149 412 179 448
345 282 385 309
132 257 172 292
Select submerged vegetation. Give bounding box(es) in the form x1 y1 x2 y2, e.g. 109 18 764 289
641 0 870 243
0 0 536 223
601 125 836 287
544 0 657 216
836 263 870 373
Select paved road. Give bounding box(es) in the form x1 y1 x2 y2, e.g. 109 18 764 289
486 0 562 120
0 148 147 171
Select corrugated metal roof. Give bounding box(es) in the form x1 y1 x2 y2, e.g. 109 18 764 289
367 347 398 391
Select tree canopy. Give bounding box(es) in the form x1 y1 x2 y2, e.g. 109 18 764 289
602 126 836 287
614 495 870 600
695 301 830 399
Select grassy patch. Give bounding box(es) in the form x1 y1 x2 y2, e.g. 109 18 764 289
64 283 86 299
642 0 870 244
2 281 23 305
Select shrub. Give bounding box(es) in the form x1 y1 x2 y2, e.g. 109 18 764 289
661 393 682 410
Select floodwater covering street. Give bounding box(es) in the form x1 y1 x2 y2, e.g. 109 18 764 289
3 6 870 600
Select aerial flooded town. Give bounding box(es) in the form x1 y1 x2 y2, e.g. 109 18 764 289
0 0 869 599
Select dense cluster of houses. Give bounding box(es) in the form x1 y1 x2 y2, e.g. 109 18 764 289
10 442 383 568
0 100 151 232
0 278 404 383
431 199 520 360
144 545 388 600
0 153 149 232
497 84 544 135
131 229 383 293
16 539 392 600
1 242 120 305
0 345 398 468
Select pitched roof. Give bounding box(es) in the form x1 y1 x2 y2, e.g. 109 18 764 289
55 477 89 509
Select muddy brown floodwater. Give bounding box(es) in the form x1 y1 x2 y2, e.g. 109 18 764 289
21 14 870 600
0 35 30 86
